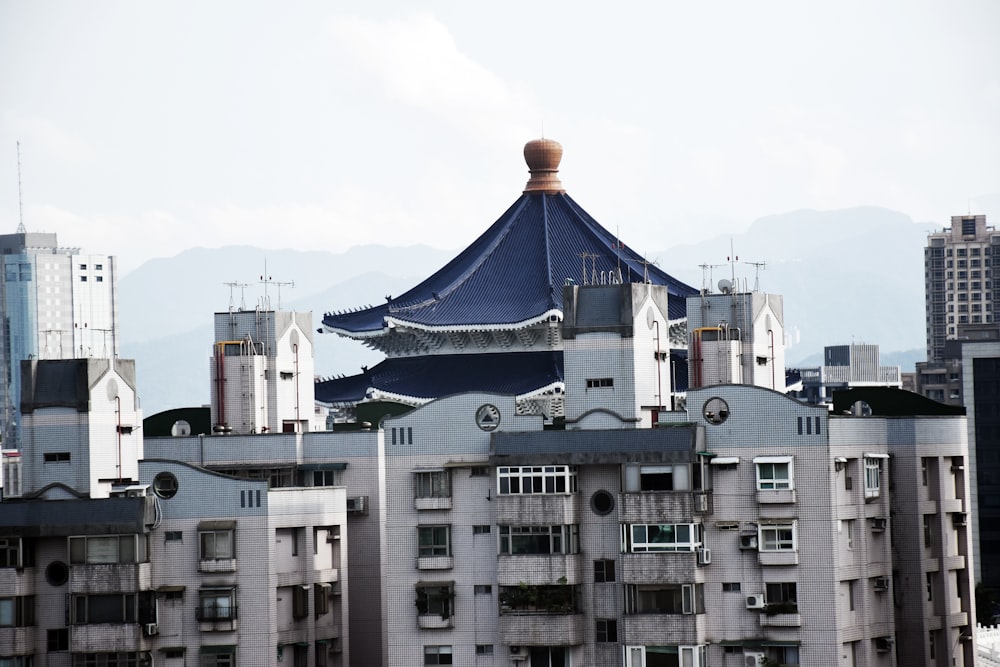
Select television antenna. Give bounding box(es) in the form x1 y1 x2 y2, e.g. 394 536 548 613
16 141 26 233
743 261 767 292
224 282 250 311
698 263 725 292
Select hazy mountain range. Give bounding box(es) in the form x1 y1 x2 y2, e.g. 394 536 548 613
120 206 934 416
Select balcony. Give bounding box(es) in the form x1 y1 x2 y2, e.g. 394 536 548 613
417 614 454 630
757 489 796 504
199 558 237 573
69 563 151 593
621 614 701 645
499 613 584 646
71 623 142 652
416 556 453 571
496 494 579 525
760 611 801 627
758 550 799 566
498 554 582 586
621 552 698 582
618 492 696 523
0 627 35 655
414 497 452 511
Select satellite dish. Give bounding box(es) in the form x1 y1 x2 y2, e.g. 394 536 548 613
718 279 733 294
646 307 656 329
289 330 300 350
106 378 120 401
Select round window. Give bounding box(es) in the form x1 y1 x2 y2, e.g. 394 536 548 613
590 490 615 516
46 560 69 586
153 471 179 499
703 397 730 425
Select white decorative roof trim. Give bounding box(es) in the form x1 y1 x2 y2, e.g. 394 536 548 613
383 310 564 334
516 382 565 401
321 324 385 339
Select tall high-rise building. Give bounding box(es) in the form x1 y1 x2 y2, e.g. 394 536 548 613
0 228 119 448
924 214 999 362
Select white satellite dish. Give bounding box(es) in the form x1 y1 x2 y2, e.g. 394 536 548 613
718 279 733 294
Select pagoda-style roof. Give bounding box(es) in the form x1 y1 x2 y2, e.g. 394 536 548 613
322 139 697 339
315 351 564 406
315 349 690 407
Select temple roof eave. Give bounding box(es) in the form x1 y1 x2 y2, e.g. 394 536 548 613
323 309 565 339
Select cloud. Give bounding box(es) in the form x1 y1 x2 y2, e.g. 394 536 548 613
2 113 95 162
326 13 536 139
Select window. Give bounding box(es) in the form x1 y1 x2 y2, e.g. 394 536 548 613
197 588 237 621
625 583 703 614
71 654 147 667
623 523 701 552
43 452 70 463
499 525 579 555
473 585 492 595
497 465 577 495
80 275 88 282
769 646 800 666
596 619 618 642
200 649 236 667
69 535 148 564
848 579 856 611
0 596 34 626
164 531 183 542
415 470 450 498
418 526 450 557
292 585 309 618
475 645 494 656
923 515 933 548
926 572 935 601
722 582 741 592
47 628 69 651
922 458 929 486
312 470 337 486
844 520 855 550
415 584 454 618
469 466 489 477
759 523 797 552
586 377 614 388
755 457 793 490
623 464 690 492
594 559 616 583
864 457 883 499
96 276 103 282
0 538 23 567
71 594 135 624
472 525 491 535
153 471 179 499
423 645 453 665
625 645 707 667
314 583 331 616
765 582 797 612
499 584 578 613
200 529 234 560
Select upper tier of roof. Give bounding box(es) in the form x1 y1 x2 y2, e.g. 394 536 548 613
321 140 697 337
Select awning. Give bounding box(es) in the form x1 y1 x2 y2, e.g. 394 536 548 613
157 585 186 593
200 645 236 654
710 457 740 465
753 456 792 464
298 463 348 471
198 520 235 530
416 580 455 588
412 467 446 473
864 452 890 459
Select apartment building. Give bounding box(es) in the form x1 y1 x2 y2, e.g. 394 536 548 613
0 356 350 667
0 229 119 449
788 343 902 406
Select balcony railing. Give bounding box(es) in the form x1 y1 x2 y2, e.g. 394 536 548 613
195 606 239 621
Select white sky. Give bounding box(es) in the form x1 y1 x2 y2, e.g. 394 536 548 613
1 1 998 275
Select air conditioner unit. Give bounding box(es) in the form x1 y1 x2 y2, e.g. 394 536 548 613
739 534 758 550
875 637 893 653
746 594 766 609
697 547 712 565
953 512 968 527
510 646 527 661
871 517 887 532
346 496 368 515
693 492 709 513
143 623 159 636
874 577 890 592
743 651 766 666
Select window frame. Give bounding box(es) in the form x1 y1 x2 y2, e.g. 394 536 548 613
197 588 238 621
498 525 579 555
68 535 148 565
755 456 793 490
0 595 35 627
497 465 578 495
71 593 136 625
415 583 455 619
758 523 797 552
623 523 702 553
199 529 235 561
417 526 451 558
414 470 451 499
423 645 453 665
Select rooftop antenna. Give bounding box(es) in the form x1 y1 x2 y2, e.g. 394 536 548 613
698 263 725 292
744 260 767 292
614 226 623 281
579 252 599 285
259 263 294 310
727 237 738 283
224 281 249 311
16 141 26 234
637 256 658 284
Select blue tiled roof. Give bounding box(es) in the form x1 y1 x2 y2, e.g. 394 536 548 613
315 351 564 405
322 192 697 334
